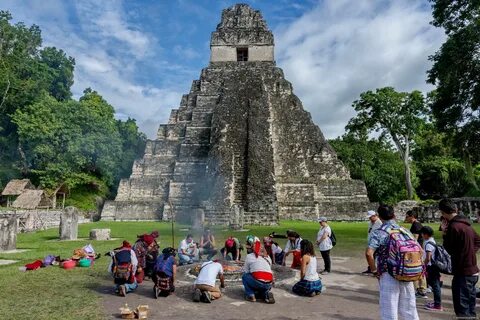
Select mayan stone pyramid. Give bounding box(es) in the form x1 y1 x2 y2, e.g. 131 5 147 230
101 4 371 225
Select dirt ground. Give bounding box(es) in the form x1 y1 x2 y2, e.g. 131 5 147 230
100 254 474 320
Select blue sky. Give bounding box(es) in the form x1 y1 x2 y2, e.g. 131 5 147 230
2 0 445 139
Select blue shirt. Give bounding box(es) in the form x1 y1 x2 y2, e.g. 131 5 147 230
368 220 399 273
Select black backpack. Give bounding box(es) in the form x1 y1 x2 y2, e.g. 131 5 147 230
330 230 337 247
431 243 452 274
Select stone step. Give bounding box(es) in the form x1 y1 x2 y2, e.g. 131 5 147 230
178 143 210 159
157 123 186 140
184 127 211 144
191 111 213 127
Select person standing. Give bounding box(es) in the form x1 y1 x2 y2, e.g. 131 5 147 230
362 210 382 274
316 217 333 275
420 226 443 312
405 210 427 298
365 205 419 320
440 198 480 319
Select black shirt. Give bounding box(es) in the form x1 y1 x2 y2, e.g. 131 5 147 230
410 221 423 245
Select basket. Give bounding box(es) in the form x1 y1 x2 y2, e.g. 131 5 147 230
78 258 91 268
61 260 76 269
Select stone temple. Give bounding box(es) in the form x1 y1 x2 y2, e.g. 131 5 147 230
101 4 371 225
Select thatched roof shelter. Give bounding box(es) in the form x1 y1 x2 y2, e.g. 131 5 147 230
12 190 52 209
1 179 35 196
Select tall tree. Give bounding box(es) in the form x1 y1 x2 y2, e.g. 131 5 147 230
428 0 480 190
346 87 427 199
330 133 408 203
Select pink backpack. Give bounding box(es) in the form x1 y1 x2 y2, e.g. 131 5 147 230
380 225 424 282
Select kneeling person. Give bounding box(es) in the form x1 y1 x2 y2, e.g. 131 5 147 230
242 239 275 303
153 247 177 298
109 241 139 296
292 240 322 296
193 260 225 303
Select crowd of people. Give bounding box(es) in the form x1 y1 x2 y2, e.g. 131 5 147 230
107 220 334 303
106 197 479 319
365 198 480 320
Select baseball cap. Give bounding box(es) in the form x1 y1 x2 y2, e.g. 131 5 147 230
367 210 377 218
318 217 327 222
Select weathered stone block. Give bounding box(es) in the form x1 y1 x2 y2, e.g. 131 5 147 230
59 206 79 240
89 228 111 240
0 215 17 251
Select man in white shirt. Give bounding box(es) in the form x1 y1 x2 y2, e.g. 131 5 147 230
178 234 199 265
193 260 225 303
362 210 382 274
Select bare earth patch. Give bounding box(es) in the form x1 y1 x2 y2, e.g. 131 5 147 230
100 255 462 319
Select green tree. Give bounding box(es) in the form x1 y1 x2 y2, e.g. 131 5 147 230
346 87 427 199
330 133 408 203
0 11 75 178
427 0 480 191
412 122 469 198
116 118 146 185
12 90 123 190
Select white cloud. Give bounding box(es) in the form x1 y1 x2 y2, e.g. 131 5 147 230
275 0 445 139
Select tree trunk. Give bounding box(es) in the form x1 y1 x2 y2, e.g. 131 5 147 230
392 134 414 200
463 151 479 191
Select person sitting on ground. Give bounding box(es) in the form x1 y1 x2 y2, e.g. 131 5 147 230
192 260 225 303
242 238 275 303
292 239 323 297
178 234 199 265
362 210 382 274
283 231 302 268
108 240 139 297
153 247 177 297
316 217 333 275
420 226 443 312
199 229 218 261
220 236 242 262
246 235 260 253
263 236 285 265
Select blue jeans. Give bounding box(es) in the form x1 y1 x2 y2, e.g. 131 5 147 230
242 273 272 299
115 280 138 293
452 275 478 318
178 253 199 265
426 265 441 306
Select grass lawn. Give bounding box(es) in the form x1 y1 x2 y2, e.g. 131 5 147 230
0 220 477 319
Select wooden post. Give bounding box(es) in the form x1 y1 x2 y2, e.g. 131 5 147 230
62 193 65 209
169 201 175 248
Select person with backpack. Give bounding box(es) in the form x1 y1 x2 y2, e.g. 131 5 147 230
316 217 333 275
365 205 420 320
283 231 303 268
419 226 443 312
153 247 177 298
405 210 427 299
439 198 480 319
220 236 242 261
108 241 139 297
292 239 323 297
